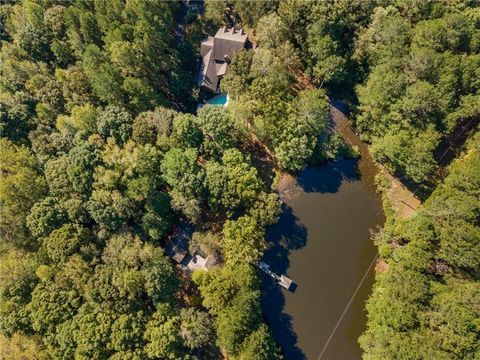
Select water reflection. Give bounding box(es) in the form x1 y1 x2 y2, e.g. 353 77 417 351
261 273 305 360
261 157 383 359
297 160 360 194
261 204 307 359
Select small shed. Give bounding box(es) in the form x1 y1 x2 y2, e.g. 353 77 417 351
186 253 215 271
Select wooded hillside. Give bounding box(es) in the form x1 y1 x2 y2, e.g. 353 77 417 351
1 1 478 359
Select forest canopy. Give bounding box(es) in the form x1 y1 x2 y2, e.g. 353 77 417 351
361 133 480 359
1 0 479 359
0 1 284 358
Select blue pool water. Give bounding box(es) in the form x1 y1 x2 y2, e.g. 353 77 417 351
207 93 228 106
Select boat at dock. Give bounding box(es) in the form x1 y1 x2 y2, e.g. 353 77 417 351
259 261 293 290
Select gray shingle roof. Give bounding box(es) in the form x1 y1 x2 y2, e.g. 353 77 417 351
197 27 247 92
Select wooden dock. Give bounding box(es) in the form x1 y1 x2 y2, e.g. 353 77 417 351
279 274 293 289
258 261 293 290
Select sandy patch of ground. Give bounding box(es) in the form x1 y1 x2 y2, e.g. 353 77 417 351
382 169 421 219
375 259 389 273
275 172 303 201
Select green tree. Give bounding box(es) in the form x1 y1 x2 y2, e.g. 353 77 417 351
41 224 91 263
123 77 161 114
355 6 410 66
239 323 281 360
27 281 81 337
132 106 176 146
26 197 67 239
193 264 259 316
71 303 116 359
172 114 203 149
99 233 179 305
306 32 346 86
82 44 125 104
424 280 480 357
8 1 52 62
438 220 480 272
87 189 134 231
247 192 281 227
141 245 179 305
0 100 31 144
141 194 173 243
215 289 261 355
144 304 181 360
356 62 408 140
361 134 480 358
205 149 262 214
399 81 442 128
55 66 95 109
275 134 313 172
256 13 288 49
66 140 102 197
109 311 146 353
196 105 235 158
189 231 221 257
56 103 97 134
220 50 254 100
0 250 38 336
204 0 227 27
0 139 47 247
230 0 277 27
251 49 291 93
371 126 440 184
0 332 48 360
179 308 214 349
161 148 204 222
97 105 133 145
295 88 329 135
223 215 265 266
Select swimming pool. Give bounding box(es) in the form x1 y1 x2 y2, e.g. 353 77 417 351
207 93 229 107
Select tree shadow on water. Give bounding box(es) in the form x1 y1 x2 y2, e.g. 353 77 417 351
265 205 308 271
261 275 306 360
261 205 308 360
297 159 360 194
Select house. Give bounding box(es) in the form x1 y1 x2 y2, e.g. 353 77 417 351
196 26 248 93
165 238 188 264
186 253 215 271
165 223 216 272
165 224 193 264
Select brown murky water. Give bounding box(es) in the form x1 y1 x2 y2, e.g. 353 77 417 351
261 103 384 360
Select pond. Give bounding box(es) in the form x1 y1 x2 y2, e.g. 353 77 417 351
261 104 384 359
